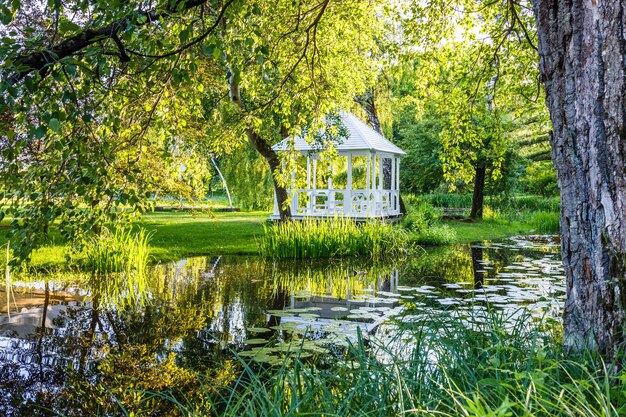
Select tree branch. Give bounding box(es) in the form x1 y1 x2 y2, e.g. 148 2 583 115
9 0 222 81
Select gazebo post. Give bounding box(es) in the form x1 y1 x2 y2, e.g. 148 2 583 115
391 156 397 212
328 160 334 215
291 165 297 216
346 153 353 217
365 153 371 192
306 155 311 215
306 155 311 189
376 155 385 217
397 157 401 214
312 157 318 214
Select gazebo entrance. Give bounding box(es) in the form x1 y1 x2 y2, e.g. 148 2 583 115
271 112 406 220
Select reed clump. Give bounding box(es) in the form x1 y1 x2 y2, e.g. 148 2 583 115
259 217 410 260
83 225 152 280
528 210 560 234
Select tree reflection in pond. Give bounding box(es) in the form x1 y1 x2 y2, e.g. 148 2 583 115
0 236 564 416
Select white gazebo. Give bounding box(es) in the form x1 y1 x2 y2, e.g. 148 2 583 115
270 112 406 220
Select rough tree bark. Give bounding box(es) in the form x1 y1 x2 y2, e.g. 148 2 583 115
470 165 486 219
533 0 626 361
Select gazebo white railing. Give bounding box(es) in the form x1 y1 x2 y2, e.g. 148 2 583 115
271 112 406 220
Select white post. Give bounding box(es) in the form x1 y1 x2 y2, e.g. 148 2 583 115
273 192 279 218
376 155 382 216
368 153 376 217
389 156 396 192
368 154 376 190
365 153 370 191
306 156 311 189
328 161 333 189
312 158 318 215
306 155 311 215
347 153 353 216
389 155 398 214
396 157 401 214
377 155 385 190
328 160 334 216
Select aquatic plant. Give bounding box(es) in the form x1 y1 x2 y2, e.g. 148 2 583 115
82 225 152 279
527 210 561 234
259 217 410 260
167 309 626 417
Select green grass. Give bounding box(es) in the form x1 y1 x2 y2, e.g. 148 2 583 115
444 219 540 243
0 193 561 269
0 211 267 270
140 211 266 262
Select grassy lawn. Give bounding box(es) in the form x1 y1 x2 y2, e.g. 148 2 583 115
0 210 554 270
140 211 267 262
0 210 268 270
444 219 540 243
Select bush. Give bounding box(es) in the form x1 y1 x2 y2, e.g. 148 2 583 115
410 224 457 245
402 197 457 245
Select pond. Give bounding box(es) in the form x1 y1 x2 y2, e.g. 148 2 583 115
0 235 564 415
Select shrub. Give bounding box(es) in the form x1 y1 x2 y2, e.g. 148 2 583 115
402 197 457 245
410 224 457 245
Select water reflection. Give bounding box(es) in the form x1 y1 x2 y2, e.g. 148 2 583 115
0 236 564 415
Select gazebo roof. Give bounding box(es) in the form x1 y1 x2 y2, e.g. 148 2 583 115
272 112 406 155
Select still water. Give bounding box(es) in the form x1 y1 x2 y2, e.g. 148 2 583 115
0 236 564 415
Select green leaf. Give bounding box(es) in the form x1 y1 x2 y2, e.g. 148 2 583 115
49 118 61 133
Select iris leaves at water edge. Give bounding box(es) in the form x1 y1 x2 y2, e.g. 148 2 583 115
259 218 411 260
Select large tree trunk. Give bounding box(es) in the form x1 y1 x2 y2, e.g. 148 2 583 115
470 165 486 220
247 130 291 220
533 0 626 361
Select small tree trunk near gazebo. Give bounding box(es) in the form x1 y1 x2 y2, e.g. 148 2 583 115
533 0 626 362
356 91 407 214
355 90 382 134
229 75 291 220
470 165 486 220
247 130 292 220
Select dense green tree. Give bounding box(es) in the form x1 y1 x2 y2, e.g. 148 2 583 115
392 0 548 218
0 0 382 260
